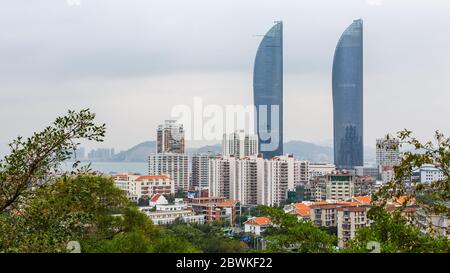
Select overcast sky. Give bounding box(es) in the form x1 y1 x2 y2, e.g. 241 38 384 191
1 0 449 155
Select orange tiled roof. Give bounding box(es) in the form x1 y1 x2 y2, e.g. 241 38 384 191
337 206 368 212
353 196 372 205
339 202 360 207
215 200 239 207
244 216 272 226
395 196 416 205
135 175 169 181
292 203 311 217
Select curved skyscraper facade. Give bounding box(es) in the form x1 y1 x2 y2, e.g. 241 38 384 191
332 19 363 169
253 21 283 159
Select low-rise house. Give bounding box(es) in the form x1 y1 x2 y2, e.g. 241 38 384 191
112 174 175 203
244 217 272 236
149 194 168 207
141 202 205 225
189 196 240 226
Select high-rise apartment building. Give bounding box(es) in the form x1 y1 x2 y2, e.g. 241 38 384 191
333 19 364 169
376 134 400 168
308 163 336 180
253 21 283 159
208 156 237 200
208 154 296 207
191 153 216 189
311 173 355 202
157 120 185 154
263 155 295 206
148 153 189 190
237 155 265 206
222 130 258 158
311 173 374 202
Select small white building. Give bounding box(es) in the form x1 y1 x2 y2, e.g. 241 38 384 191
149 194 168 207
412 164 445 184
112 174 175 202
244 217 272 236
142 202 205 225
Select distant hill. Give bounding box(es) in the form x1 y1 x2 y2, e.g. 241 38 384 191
284 141 333 162
111 141 156 162
110 140 375 163
187 144 222 154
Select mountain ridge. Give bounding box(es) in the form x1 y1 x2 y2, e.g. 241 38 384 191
110 140 375 163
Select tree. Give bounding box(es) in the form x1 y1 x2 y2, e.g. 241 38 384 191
346 130 450 252
0 109 106 212
259 206 337 253
374 130 449 225
344 208 449 253
166 222 246 253
0 175 130 252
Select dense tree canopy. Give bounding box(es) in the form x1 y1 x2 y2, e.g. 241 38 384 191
0 109 106 213
259 206 337 253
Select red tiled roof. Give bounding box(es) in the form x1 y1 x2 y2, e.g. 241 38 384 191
150 194 162 202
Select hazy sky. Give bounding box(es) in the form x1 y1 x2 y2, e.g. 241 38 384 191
1 0 449 155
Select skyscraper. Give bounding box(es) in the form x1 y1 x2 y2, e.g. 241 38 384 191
253 21 283 159
332 19 364 169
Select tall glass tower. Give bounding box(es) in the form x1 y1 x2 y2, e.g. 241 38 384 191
253 21 283 159
332 19 364 169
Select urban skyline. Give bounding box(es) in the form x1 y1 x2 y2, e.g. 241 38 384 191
1 0 449 156
0 1 448 256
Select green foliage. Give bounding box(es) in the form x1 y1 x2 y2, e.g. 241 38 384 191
259 206 337 253
0 109 106 212
344 208 449 253
0 175 129 252
374 130 449 222
165 222 246 253
347 130 450 253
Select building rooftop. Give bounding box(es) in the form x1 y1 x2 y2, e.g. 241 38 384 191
244 217 272 226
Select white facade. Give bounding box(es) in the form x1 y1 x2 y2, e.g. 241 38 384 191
208 156 237 200
294 160 309 186
337 206 370 247
191 153 214 189
222 130 258 158
243 217 272 236
208 154 298 207
308 163 336 180
237 155 265 205
142 203 205 225
413 164 445 184
112 174 175 202
311 174 356 202
376 134 400 168
263 155 296 206
148 153 189 190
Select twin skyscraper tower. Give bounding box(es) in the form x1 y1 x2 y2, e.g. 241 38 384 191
253 19 364 170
